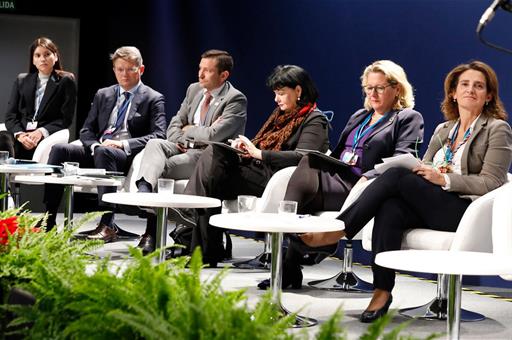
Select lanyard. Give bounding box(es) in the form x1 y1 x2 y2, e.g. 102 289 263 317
445 121 471 164
352 112 387 151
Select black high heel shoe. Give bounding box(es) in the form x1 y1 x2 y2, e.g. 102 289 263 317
360 294 393 323
288 233 338 256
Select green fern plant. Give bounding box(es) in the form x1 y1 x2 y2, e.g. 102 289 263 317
1 210 440 340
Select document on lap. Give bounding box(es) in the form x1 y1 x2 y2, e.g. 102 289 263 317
295 149 350 173
374 153 421 174
194 140 247 155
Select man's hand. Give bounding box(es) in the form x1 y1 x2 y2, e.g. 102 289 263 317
181 124 195 132
101 139 124 149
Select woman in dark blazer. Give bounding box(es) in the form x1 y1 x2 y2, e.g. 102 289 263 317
297 61 512 323
258 60 423 290
179 65 330 266
1 37 77 159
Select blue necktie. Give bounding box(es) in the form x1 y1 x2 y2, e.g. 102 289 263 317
115 92 131 130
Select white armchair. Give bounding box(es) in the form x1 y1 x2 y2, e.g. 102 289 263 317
230 166 297 269
31 129 70 164
0 123 69 164
492 182 512 281
361 174 512 321
6 126 69 207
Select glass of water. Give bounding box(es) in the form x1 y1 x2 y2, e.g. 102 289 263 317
278 200 298 214
157 178 175 194
62 162 79 176
0 151 8 165
238 195 257 213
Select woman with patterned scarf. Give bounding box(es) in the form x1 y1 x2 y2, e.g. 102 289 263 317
257 60 424 291
179 65 330 267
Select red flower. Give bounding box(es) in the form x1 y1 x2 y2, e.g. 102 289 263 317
0 216 19 245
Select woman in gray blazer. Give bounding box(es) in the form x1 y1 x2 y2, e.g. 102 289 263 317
258 60 424 290
296 61 512 323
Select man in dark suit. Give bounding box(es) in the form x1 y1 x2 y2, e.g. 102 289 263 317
43 46 166 240
135 49 247 253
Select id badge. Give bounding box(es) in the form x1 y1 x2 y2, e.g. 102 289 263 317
341 151 358 166
26 121 38 131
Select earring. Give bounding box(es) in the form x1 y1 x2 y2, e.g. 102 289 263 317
485 101 489 106
453 98 457 102
297 96 301 101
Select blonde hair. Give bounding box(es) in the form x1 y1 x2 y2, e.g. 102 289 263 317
361 60 415 111
110 46 143 66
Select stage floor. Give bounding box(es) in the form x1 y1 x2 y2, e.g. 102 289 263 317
65 213 512 340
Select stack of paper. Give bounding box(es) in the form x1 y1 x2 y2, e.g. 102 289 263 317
374 153 421 174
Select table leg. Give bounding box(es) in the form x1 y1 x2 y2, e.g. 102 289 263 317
447 274 462 340
155 207 168 263
63 184 74 229
270 232 317 328
0 173 7 211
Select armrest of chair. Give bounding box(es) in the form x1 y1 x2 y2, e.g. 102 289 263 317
256 166 297 213
32 129 69 164
492 182 512 280
449 185 501 253
124 150 144 192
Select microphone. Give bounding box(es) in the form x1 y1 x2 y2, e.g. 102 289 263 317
477 0 503 33
476 0 512 54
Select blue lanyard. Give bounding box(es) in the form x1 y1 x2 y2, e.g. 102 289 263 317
352 112 387 151
445 121 471 164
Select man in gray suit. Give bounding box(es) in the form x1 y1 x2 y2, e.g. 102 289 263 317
135 49 247 253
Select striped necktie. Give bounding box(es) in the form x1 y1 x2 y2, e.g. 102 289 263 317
115 92 132 130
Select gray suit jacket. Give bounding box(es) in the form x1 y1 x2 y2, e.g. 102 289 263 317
166 81 247 144
423 116 512 200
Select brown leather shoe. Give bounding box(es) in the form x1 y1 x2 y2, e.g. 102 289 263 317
87 224 119 243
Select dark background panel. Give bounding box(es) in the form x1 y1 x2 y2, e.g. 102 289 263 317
2 0 511 153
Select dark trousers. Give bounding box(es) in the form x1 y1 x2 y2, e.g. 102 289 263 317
284 155 358 214
184 144 274 263
339 167 471 291
43 143 132 228
0 130 36 159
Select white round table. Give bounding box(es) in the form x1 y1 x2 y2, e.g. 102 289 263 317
102 192 221 263
0 164 58 211
15 174 122 228
210 212 344 328
376 250 512 340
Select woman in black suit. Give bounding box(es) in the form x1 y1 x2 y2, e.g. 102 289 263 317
1 37 77 159
258 60 424 289
179 65 330 266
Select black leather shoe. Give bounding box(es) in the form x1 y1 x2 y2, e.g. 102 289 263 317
288 233 338 256
257 266 303 290
164 247 188 260
360 294 393 323
86 224 119 243
137 234 155 255
167 208 197 228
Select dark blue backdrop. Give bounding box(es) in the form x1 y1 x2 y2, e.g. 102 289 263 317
3 0 511 151
142 0 512 154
